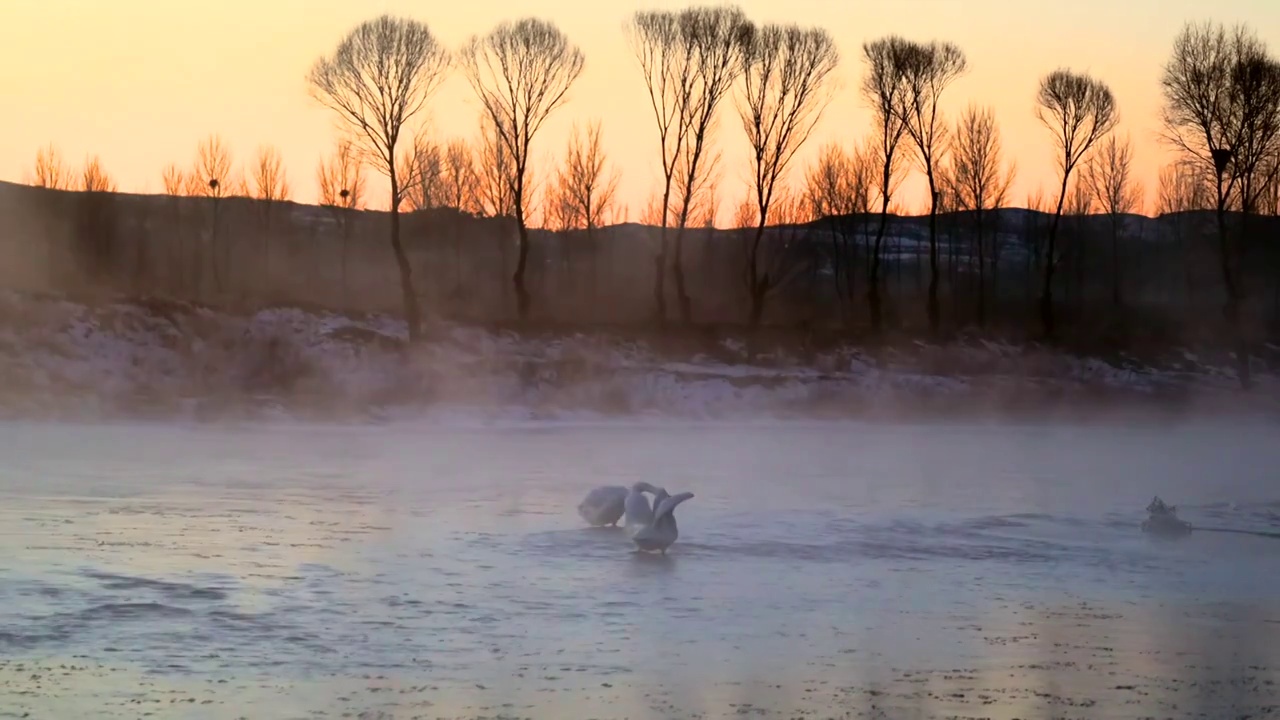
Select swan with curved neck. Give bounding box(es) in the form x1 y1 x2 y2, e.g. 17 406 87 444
577 485 630 527
623 482 664 538
629 490 694 555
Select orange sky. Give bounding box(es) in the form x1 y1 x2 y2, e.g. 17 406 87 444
4 0 1278 222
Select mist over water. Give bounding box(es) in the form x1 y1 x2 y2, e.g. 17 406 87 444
2 419 1278 718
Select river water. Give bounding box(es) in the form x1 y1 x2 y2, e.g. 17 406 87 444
1 418 1278 719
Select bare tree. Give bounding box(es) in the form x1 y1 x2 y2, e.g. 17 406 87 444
32 144 69 189
737 22 839 328
1157 160 1211 305
80 155 117 193
461 18 585 321
548 120 622 296
1083 134 1141 307
1157 160 1211 215
552 120 621 238
475 114 516 218
894 39 967 333
625 6 750 324
308 14 451 342
191 134 234 197
251 145 291 201
1161 21 1280 387
440 139 481 214
861 36 913 333
1034 69 1118 337
317 138 366 209
805 139 875 323
735 187 815 326
162 163 187 196
943 104 1015 327
183 134 236 293
400 135 444 212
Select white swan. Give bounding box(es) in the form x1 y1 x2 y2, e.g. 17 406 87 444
623 481 664 538
577 485 630 527
630 491 694 555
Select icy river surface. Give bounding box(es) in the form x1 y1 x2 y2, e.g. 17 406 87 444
2 418 1279 719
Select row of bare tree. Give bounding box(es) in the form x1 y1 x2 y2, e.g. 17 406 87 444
19 11 1280 380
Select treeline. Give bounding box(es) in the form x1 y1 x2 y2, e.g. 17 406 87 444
16 9 1280 381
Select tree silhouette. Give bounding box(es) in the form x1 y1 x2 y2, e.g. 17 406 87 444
625 5 750 324
894 39 967 333
251 145 291 202
32 144 69 190
190 134 234 197
736 21 839 328
549 120 621 237
80 155 117 193
944 104 1015 327
400 135 443 212
439 139 481 214
1161 21 1280 387
861 37 912 333
805 139 875 323
475 113 516 219
317 138 366 209
1034 68 1118 338
1083 134 1141 307
308 14 451 342
461 17 584 321
161 163 187 196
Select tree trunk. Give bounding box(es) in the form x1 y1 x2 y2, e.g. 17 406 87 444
1111 217 1122 307
1216 191 1250 390
652 191 671 325
388 178 422 343
747 223 768 330
976 208 986 328
1040 177 1069 339
868 168 893 335
926 175 940 334
513 214 531 321
340 210 350 310
673 224 692 324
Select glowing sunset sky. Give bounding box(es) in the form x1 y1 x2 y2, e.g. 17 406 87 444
3 0 1278 221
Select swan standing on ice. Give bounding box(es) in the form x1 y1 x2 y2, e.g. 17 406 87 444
625 484 694 555
577 485 630 527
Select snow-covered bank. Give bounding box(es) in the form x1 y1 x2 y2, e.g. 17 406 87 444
0 291 1275 423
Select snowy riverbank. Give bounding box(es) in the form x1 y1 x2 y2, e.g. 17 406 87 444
0 291 1275 423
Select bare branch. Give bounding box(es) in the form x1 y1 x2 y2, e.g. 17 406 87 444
804 139 875 219
460 18 584 217
1156 159 1212 214
1036 69 1119 181
945 104 1016 213
162 163 188 196
737 22 840 228
440 139 482 214
80 155 117 193
399 134 444 212
737 21 838 324
1083 134 1141 217
308 14 451 203
461 17 585 318
251 145 291 202
549 119 622 233
33 144 70 190
476 112 517 218
191 134 234 198
317 137 366 209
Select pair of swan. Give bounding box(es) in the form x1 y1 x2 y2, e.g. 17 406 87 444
577 482 694 554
